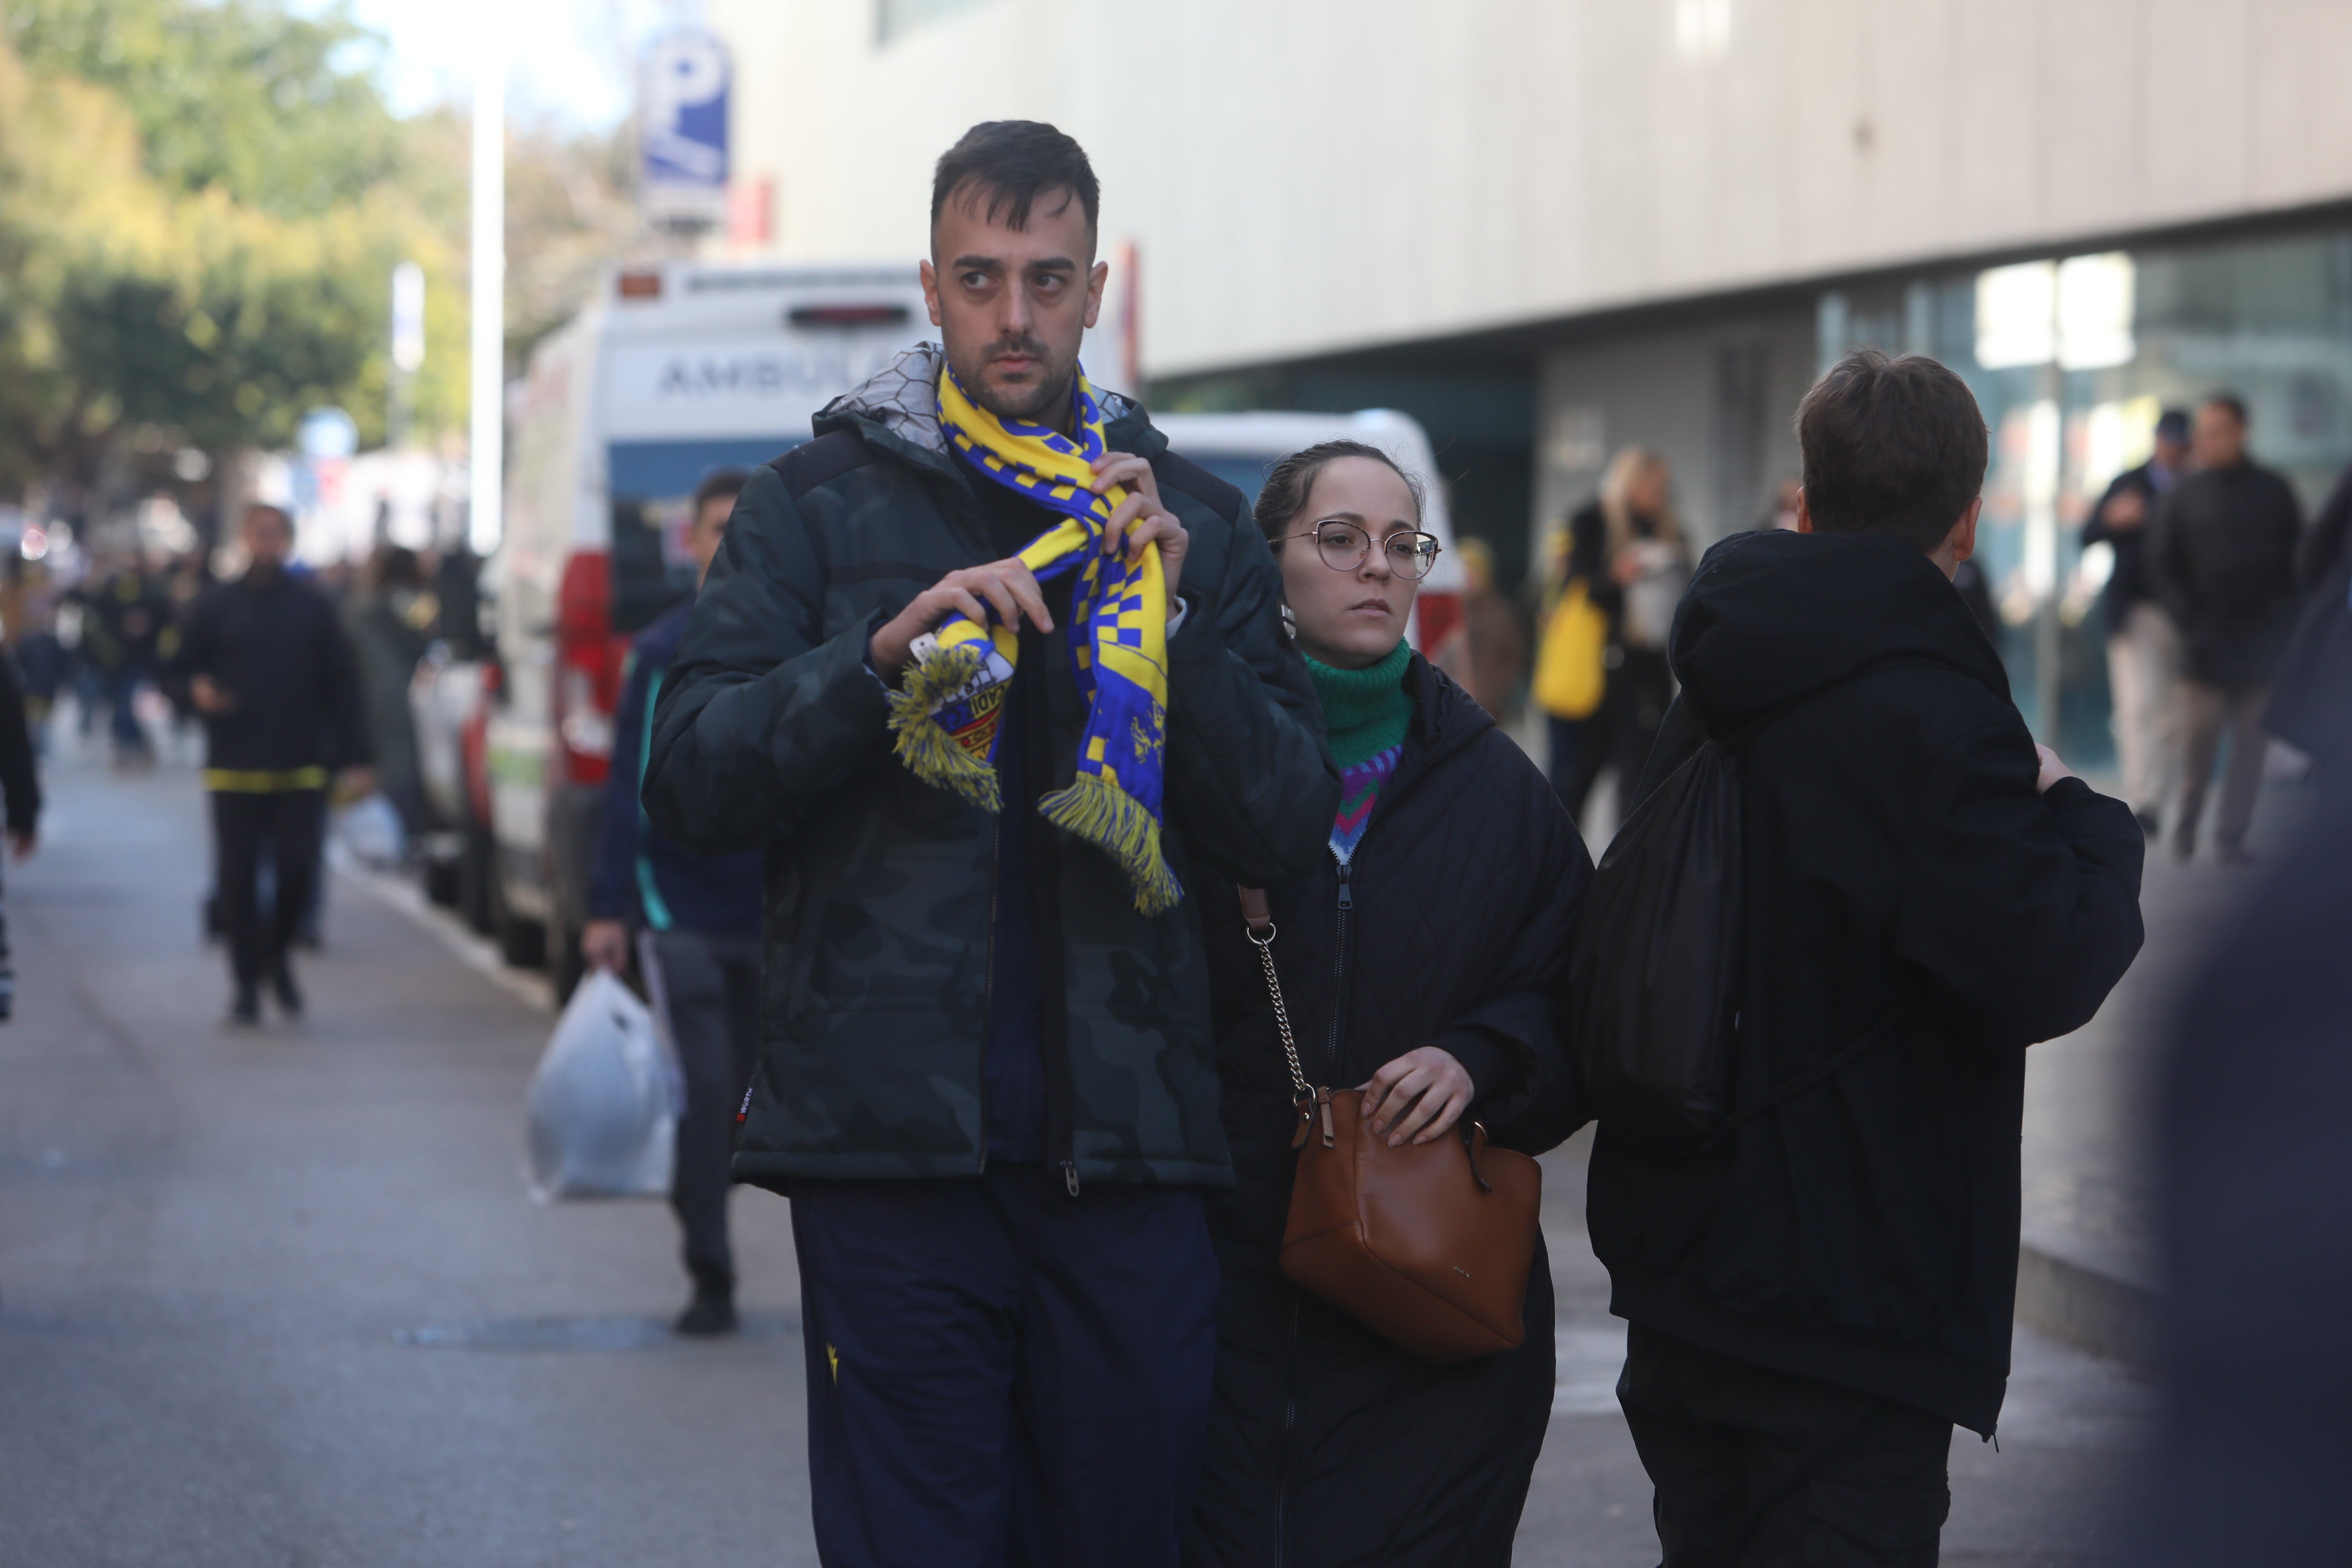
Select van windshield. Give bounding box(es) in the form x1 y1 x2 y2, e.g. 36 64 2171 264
608 437 801 633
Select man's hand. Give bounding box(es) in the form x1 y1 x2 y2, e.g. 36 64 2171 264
2034 743 2076 795
1360 1046 1476 1148
868 558 1054 679
2101 489 2148 531
7 831 34 861
189 674 235 715
1091 453 1188 609
581 919 630 974
337 766 376 801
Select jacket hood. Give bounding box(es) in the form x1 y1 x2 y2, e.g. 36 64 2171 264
1670 529 2010 735
815 341 1154 467
1403 652 1496 768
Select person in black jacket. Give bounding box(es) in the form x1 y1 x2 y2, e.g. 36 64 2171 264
642 124 1335 1567
2081 407 2190 833
2262 456 2352 780
1185 442 1591 1567
582 467 763 1338
1592 350 2144 1566
2115 663 2352 1566
175 504 370 1025
0 652 41 1021
2147 395 2303 864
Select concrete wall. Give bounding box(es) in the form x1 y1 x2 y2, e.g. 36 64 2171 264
710 0 2352 380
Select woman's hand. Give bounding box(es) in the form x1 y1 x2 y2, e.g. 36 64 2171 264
1359 1046 1475 1148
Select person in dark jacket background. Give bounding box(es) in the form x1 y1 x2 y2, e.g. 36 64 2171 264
1593 351 2144 1565
2114 660 2352 1566
1185 442 1590 1568
2147 394 2302 864
643 124 1336 1567
2262 455 2352 781
2082 407 2189 834
175 504 370 1025
582 467 762 1338
0 652 41 1021
341 545 433 836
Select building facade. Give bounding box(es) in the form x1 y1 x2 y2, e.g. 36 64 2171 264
703 0 2352 752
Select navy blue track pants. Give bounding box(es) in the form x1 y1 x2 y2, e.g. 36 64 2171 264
789 1169 1218 1568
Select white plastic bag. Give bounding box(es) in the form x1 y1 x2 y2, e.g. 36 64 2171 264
336 792 407 868
524 970 678 1202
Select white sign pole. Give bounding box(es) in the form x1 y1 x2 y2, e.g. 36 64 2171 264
468 27 506 557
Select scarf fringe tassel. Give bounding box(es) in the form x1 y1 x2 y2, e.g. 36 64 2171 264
1038 771 1183 918
886 644 1004 811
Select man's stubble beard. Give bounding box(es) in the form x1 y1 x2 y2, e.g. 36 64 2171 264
949 334 1079 426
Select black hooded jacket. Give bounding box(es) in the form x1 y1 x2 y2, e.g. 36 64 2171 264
1589 530 2144 1437
1187 657 1591 1567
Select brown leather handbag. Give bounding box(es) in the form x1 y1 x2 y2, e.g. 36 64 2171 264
1240 888 1543 1366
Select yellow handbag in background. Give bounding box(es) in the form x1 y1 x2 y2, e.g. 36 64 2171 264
1533 577 1607 720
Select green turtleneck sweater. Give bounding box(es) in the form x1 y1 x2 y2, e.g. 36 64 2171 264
1307 642 1412 860
1306 642 1413 768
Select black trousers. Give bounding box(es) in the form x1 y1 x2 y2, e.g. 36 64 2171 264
649 928 761 1283
1554 646 1674 818
1618 1325 1953 1567
211 789 325 993
789 1171 1217 1568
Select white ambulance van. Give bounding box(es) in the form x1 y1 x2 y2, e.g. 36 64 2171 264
477 261 932 994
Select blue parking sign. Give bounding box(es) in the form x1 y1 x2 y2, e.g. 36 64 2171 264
642 28 730 226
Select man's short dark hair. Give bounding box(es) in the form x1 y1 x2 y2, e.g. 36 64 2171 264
1797 349 1989 554
2202 391 2248 425
930 121 1099 240
692 468 749 515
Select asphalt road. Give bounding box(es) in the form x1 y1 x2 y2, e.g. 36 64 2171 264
1 753 2152 1566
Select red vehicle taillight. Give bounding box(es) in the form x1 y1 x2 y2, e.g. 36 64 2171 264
555 552 620 786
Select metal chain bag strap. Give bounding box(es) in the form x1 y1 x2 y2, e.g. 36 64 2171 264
1240 888 1543 1366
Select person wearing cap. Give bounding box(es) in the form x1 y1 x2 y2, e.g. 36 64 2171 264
2083 408 2190 835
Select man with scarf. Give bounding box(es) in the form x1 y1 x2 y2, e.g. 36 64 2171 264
643 122 1336 1567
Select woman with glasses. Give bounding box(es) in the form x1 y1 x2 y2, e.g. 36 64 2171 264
1186 441 1592 1567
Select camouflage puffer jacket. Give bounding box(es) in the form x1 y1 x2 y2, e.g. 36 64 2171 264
644 346 1339 1190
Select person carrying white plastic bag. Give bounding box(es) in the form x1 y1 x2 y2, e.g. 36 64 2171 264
524 968 682 1202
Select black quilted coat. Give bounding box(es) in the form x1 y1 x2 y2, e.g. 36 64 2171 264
1185 656 1593 1568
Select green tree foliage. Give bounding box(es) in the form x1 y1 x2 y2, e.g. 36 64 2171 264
0 1 469 505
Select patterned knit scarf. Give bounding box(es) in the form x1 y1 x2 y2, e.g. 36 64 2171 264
885 364 1180 916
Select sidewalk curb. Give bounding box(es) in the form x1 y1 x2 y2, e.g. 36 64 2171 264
2015 1241 2159 1366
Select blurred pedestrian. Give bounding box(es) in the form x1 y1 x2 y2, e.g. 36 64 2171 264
342 545 434 836
2148 394 2302 864
174 504 371 1025
2116 675 2352 1565
1428 535 1527 719
1187 443 1590 1567
2262 455 2352 783
641 122 1334 1567
1552 448 1690 819
2083 407 2190 834
1591 352 2144 1565
0 652 41 1021
580 468 762 1338
82 553 170 767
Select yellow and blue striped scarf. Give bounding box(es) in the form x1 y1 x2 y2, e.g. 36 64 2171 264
886 365 1180 916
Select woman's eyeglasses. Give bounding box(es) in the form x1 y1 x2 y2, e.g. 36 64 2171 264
1280 520 1444 581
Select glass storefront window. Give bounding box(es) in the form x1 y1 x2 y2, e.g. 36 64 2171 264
1821 223 2352 762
